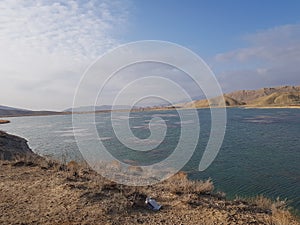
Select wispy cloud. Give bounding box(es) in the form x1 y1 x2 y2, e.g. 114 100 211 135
214 24 300 92
0 0 129 110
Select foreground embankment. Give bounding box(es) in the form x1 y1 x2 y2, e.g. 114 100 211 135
0 131 299 224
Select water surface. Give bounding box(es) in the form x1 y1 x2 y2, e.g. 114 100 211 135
2 108 300 211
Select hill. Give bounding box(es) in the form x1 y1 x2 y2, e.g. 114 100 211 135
175 95 245 108
0 105 60 117
226 85 300 103
0 105 31 111
247 92 300 107
0 105 31 116
2 85 300 115
173 85 300 109
64 105 135 112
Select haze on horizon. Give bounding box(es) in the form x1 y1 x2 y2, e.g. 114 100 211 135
0 0 300 111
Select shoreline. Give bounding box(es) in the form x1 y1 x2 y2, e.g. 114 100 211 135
243 105 300 109
0 131 299 224
1 157 299 224
1 105 300 119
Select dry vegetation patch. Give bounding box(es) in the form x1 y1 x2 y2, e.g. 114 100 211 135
0 159 299 225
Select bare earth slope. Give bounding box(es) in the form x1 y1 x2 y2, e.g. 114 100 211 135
226 85 300 104
173 85 300 109
176 95 245 108
247 92 300 107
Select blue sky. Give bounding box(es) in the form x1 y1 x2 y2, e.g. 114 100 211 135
0 0 300 110
129 0 300 55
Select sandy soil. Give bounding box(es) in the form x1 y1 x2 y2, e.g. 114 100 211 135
0 159 299 225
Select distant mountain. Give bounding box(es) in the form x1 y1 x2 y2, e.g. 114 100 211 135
2 85 300 117
0 105 30 111
0 105 59 117
64 105 136 112
0 105 32 117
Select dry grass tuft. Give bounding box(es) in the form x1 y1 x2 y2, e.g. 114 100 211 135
67 160 80 177
166 172 214 195
270 206 293 225
247 195 299 225
251 195 276 210
250 195 287 211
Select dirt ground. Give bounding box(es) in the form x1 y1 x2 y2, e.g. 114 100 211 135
0 159 299 225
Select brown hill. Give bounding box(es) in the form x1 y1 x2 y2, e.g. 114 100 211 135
247 92 300 107
174 85 300 109
176 95 245 108
226 85 300 103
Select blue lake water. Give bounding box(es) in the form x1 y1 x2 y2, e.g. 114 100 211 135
1 108 300 211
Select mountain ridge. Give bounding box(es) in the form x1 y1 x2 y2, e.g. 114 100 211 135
173 85 300 109
1 85 300 117
0 105 60 117
226 85 300 103
64 105 136 112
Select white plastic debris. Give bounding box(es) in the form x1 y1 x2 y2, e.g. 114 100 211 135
145 197 161 211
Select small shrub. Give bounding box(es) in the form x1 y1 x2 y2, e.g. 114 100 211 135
251 195 274 210
67 160 79 176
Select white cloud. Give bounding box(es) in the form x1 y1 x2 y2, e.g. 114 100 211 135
94 62 203 106
0 0 129 110
214 24 300 92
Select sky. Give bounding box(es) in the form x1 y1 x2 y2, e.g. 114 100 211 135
0 0 300 110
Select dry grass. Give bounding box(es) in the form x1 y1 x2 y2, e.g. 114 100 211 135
165 171 214 195
242 195 299 225
0 159 299 225
269 206 294 225
250 195 287 210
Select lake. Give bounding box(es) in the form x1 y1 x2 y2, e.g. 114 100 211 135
1 108 300 211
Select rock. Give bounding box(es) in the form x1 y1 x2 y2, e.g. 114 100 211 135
0 131 36 160
0 120 10 124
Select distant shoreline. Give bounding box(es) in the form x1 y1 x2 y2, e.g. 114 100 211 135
1 105 300 119
243 105 300 109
